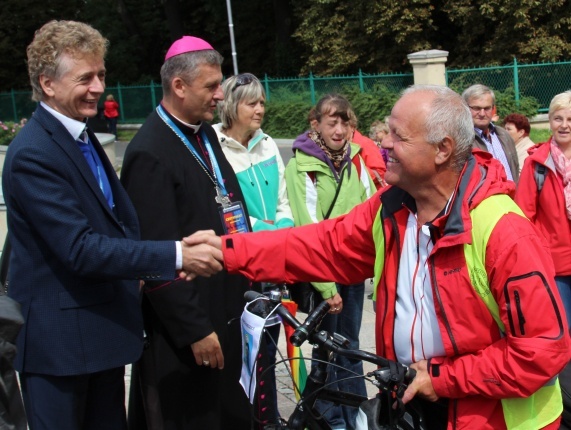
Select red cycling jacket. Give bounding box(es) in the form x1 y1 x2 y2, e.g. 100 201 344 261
515 139 571 276
223 150 569 429
351 129 386 189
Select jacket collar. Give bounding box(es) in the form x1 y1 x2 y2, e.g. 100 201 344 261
379 150 514 246
212 123 267 151
40 102 87 140
527 137 555 169
475 122 497 140
32 104 122 225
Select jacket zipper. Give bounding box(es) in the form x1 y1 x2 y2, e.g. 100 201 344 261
513 290 526 335
429 259 460 355
429 255 458 429
247 148 269 220
384 214 400 358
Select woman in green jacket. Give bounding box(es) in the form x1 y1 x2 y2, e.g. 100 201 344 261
286 93 375 430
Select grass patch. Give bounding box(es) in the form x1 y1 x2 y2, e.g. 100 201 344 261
117 129 138 142
529 128 551 144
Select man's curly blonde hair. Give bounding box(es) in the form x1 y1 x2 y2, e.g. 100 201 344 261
27 20 108 102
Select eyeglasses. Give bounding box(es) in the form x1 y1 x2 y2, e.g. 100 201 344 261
232 73 255 92
468 105 494 114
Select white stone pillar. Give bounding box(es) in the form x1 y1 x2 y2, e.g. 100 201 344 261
407 50 449 86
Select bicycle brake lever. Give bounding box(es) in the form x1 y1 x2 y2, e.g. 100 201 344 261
393 396 407 419
330 332 350 349
395 383 408 398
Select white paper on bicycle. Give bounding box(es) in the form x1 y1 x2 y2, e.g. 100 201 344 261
240 298 280 403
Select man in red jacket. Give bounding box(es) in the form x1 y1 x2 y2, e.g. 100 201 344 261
187 85 570 429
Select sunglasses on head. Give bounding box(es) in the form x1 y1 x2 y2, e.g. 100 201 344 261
232 73 255 91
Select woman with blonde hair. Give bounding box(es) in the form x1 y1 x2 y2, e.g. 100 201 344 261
214 73 294 426
515 91 571 328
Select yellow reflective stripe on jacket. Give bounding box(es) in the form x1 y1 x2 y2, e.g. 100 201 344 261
371 206 384 302
372 194 561 429
467 194 562 430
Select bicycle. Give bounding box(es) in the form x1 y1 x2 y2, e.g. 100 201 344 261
243 290 427 430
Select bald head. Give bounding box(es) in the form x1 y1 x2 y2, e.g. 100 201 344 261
381 85 474 196
400 85 474 170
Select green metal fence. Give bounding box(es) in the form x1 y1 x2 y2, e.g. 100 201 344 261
0 90 36 124
107 82 163 123
261 70 413 105
0 82 164 124
2 58 570 123
446 58 571 113
0 70 413 124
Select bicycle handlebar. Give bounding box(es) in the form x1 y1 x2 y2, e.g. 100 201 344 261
247 290 302 331
244 290 311 345
289 300 330 347
243 290 416 384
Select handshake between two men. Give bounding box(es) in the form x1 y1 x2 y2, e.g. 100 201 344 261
178 229 346 317
179 230 224 281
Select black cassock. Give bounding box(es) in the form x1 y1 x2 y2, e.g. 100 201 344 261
121 111 253 430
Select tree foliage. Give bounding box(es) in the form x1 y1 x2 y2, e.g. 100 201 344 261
292 0 571 74
1 0 571 92
291 0 437 74
0 0 303 90
441 0 571 66
0 0 84 89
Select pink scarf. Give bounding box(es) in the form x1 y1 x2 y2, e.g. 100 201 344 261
550 138 571 220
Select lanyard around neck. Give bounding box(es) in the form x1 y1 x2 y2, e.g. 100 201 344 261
156 105 228 196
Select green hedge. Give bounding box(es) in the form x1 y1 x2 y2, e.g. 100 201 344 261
263 100 313 139
262 84 399 138
261 85 540 138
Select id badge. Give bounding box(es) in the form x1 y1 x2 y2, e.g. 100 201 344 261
219 201 250 234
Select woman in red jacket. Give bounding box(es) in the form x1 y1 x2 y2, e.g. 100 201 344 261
515 91 571 329
103 94 119 137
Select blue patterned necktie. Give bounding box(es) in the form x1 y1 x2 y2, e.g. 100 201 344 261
77 130 114 209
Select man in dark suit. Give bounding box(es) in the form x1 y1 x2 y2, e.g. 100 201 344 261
462 84 520 183
120 36 252 429
1 21 222 430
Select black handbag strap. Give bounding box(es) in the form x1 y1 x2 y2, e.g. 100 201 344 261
323 168 345 220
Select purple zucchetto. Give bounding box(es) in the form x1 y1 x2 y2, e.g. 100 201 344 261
165 36 214 61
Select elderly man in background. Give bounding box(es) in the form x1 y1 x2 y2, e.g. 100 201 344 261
121 36 252 429
192 84 570 429
2 21 220 430
462 84 519 182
